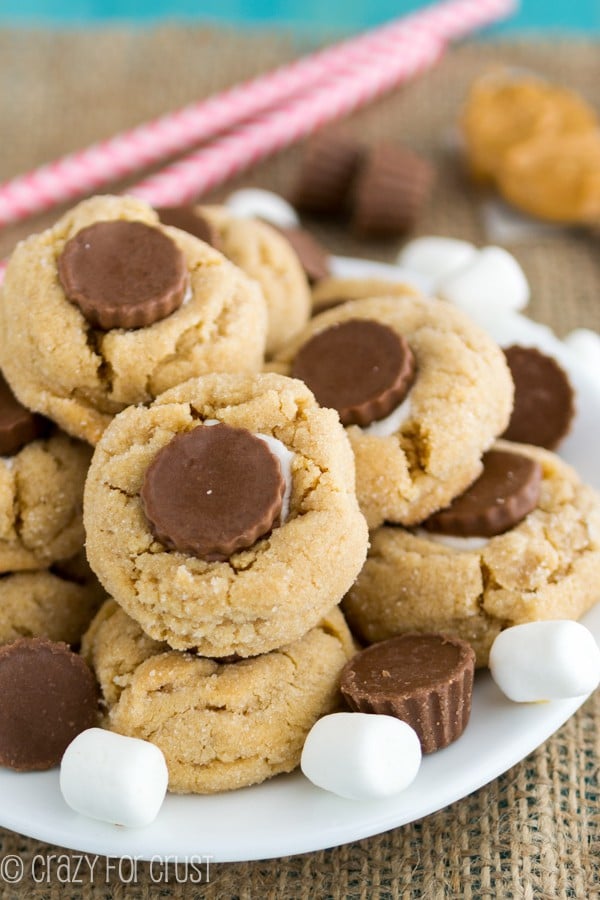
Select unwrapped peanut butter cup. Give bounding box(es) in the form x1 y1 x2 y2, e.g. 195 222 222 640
141 423 286 561
0 372 51 455
156 205 223 252
292 129 365 216
291 319 416 427
0 637 99 771
340 633 475 753
502 345 575 449
58 220 189 329
274 226 330 283
352 142 435 237
423 449 542 537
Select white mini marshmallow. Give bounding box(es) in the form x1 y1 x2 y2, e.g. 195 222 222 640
361 396 411 438
438 246 530 318
301 712 421 800
564 329 600 383
60 728 169 827
489 620 600 703
412 529 489 552
225 188 299 229
397 236 477 289
254 433 294 523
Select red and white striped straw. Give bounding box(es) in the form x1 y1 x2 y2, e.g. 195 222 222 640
129 31 445 207
0 0 515 228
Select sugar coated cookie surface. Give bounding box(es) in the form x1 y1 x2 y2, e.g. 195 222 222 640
83 372 368 656
0 431 91 572
343 441 600 666
81 600 356 793
0 196 267 444
0 552 104 646
272 296 513 528
197 205 311 356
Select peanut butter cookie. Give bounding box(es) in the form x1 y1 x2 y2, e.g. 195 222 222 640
0 196 267 445
83 372 368 656
343 442 600 666
82 600 356 793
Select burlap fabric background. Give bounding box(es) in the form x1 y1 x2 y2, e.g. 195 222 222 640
0 27 599 898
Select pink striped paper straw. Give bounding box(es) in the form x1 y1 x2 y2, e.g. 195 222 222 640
128 31 445 207
0 0 515 228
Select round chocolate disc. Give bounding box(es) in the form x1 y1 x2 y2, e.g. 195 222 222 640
291 319 416 426
0 373 50 455
423 449 542 537
502 345 575 449
340 633 475 753
141 423 286 561
156 205 223 252
0 637 99 771
58 220 189 329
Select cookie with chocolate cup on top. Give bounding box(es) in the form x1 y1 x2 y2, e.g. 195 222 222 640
343 441 600 667
81 599 356 793
0 371 91 571
157 204 312 357
0 196 267 445
271 295 514 529
83 372 368 657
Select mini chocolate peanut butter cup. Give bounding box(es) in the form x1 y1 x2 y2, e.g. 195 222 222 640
340 633 475 753
0 372 50 455
291 319 416 427
352 142 435 237
292 129 364 216
423 449 542 537
141 423 286 561
58 220 188 329
156 205 224 252
502 345 575 449
0 637 99 771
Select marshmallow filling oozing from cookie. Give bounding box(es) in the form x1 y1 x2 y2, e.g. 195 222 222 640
422 449 542 538
140 422 288 561
290 319 416 428
58 220 189 330
0 372 51 456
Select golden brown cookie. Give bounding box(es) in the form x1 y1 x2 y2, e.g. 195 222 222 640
81 599 356 794
343 441 600 667
0 196 267 445
0 432 91 572
272 296 513 529
460 71 597 184
0 552 104 646
83 372 368 656
311 277 419 315
198 205 311 356
497 130 600 224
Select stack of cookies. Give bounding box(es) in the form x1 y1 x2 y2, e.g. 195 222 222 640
1 191 600 795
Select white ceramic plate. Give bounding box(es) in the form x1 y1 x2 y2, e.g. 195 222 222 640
1 270 599 863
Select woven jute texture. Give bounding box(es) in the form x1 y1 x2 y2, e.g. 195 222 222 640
0 27 599 899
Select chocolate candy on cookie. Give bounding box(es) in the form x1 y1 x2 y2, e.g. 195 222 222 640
0 637 99 771
141 423 286 561
340 633 476 753
291 319 416 427
0 195 267 444
273 295 514 528
0 372 50 456
156 205 223 251
58 220 189 329
502 345 575 449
